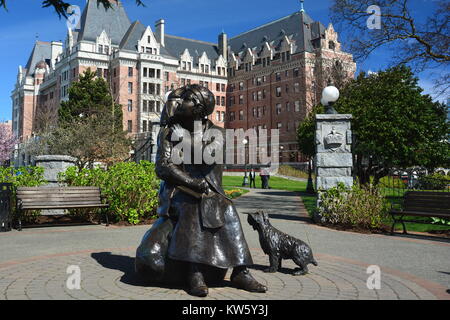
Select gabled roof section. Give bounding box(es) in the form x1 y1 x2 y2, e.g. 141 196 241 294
164 35 220 63
120 21 173 57
229 11 324 55
76 0 131 45
24 41 52 76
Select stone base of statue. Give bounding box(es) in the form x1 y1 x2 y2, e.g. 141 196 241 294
135 217 227 285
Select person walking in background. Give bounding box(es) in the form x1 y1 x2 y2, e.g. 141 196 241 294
260 167 271 189
249 168 256 188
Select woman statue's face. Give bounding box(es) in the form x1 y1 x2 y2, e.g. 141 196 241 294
174 91 203 125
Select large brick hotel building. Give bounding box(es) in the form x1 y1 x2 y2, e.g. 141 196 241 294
11 0 355 164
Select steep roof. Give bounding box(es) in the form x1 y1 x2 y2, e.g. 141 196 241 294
229 11 325 55
24 41 52 76
164 35 220 63
119 21 173 57
76 0 131 45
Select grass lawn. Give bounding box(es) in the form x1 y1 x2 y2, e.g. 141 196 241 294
222 175 307 192
223 175 449 234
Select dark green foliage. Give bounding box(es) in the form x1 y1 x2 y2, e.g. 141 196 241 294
51 68 131 169
296 104 324 159
59 68 122 131
59 161 159 224
335 65 449 183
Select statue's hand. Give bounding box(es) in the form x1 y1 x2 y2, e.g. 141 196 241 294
193 178 209 194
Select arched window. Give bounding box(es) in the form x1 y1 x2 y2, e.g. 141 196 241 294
328 41 335 50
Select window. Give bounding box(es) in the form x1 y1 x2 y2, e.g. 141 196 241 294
143 83 147 94
252 108 257 118
276 87 282 97
256 77 262 86
149 68 155 78
216 96 220 105
149 83 156 95
276 72 281 81
221 112 225 122
216 111 221 121
329 41 335 50
127 120 133 133
276 103 282 115
257 91 262 101
277 122 282 129
164 72 169 81
128 100 133 112
221 84 225 92
128 82 133 94
239 82 244 90
182 61 187 70
149 101 155 112
295 101 300 112
239 110 244 120
128 67 133 77
143 68 148 77
216 83 220 91
252 92 257 101
143 100 148 112
257 107 262 118
229 111 236 121
294 82 300 93
286 102 290 112
143 120 147 132
156 101 161 112
157 69 161 79
285 70 289 77
98 44 103 54
239 95 244 104
293 68 299 77
221 96 225 106
286 84 289 93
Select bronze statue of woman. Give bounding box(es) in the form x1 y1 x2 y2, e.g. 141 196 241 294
136 84 267 297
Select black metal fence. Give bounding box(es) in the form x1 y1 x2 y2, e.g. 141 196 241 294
378 168 450 210
0 183 12 232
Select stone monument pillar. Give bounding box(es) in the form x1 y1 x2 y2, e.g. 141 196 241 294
315 114 353 189
34 155 77 215
314 114 353 220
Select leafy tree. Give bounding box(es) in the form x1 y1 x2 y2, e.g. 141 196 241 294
49 69 131 169
0 123 16 165
334 65 449 184
0 0 145 18
330 0 449 97
297 104 324 192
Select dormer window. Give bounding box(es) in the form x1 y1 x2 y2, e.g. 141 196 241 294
329 41 335 50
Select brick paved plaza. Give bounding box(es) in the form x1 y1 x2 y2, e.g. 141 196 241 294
0 189 449 300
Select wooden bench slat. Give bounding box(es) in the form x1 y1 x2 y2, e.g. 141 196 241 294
391 210 450 219
17 187 100 191
403 201 450 209
21 201 105 207
405 191 450 196
21 204 109 210
20 196 101 202
17 190 101 195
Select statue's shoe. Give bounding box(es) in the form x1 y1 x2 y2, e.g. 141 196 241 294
230 268 267 293
188 271 209 297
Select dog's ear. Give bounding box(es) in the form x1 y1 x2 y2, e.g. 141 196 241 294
262 211 269 222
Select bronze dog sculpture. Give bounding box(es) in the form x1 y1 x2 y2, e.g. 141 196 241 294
247 211 318 275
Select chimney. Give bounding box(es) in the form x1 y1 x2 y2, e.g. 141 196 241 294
218 32 227 59
51 41 63 70
155 19 165 46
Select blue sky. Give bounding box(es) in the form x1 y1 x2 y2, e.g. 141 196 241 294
0 0 446 121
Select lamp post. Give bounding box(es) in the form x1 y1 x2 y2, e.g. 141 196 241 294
321 84 340 114
242 138 249 187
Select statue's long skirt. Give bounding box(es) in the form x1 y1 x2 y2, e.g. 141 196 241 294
167 191 253 269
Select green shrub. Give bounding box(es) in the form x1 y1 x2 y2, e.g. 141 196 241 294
417 173 450 190
59 161 160 224
317 183 389 229
0 166 47 222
